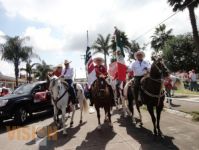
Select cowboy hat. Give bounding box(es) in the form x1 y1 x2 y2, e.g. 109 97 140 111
134 50 145 59
64 60 72 65
57 64 63 68
93 57 104 63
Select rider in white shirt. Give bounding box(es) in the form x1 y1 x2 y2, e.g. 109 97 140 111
61 60 77 104
128 51 151 104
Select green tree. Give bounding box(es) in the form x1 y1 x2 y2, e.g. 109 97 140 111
0 36 34 86
92 34 111 68
111 28 131 57
20 60 39 83
151 24 173 52
163 33 199 72
127 40 140 61
34 60 52 81
167 0 199 53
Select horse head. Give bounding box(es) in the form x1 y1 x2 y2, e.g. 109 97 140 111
150 51 169 79
48 75 61 101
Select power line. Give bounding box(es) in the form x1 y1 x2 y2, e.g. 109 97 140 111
133 0 197 41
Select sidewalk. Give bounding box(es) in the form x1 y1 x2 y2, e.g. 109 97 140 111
164 94 199 113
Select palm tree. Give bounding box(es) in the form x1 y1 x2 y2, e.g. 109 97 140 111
20 60 39 83
92 34 111 68
34 60 52 81
111 28 131 58
0 36 35 86
151 24 173 52
128 40 140 61
167 0 199 53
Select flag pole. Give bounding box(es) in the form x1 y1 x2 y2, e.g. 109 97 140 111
87 30 89 47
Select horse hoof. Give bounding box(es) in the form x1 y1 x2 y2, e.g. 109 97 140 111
70 122 74 127
63 132 67 135
97 125 102 130
139 122 143 127
158 130 162 136
108 123 113 128
154 130 158 136
79 120 83 124
132 118 136 124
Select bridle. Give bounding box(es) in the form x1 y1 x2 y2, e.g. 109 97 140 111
50 79 68 108
141 59 167 104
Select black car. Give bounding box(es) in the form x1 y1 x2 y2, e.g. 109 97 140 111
0 81 52 125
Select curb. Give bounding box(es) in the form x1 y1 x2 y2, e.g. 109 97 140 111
164 108 193 119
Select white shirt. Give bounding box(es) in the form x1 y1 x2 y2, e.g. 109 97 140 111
129 60 151 76
189 73 197 82
61 67 74 80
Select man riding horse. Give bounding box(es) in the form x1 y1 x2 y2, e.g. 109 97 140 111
60 60 78 104
92 56 115 106
128 50 151 105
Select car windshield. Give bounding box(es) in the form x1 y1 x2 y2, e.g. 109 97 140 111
13 84 34 94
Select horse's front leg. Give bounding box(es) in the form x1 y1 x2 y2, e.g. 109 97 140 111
70 104 76 127
107 106 113 128
147 105 157 136
61 107 67 135
53 106 58 124
135 99 143 125
95 106 101 130
156 105 163 136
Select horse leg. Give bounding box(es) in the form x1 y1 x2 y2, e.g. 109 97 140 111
53 106 59 125
156 105 163 136
147 105 157 135
135 99 143 125
80 111 83 124
128 97 135 123
104 107 108 123
96 106 101 130
79 98 83 124
70 104 75 127
61 107 67 135
107 106 113 127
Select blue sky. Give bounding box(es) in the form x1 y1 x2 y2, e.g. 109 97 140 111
0 0 198 78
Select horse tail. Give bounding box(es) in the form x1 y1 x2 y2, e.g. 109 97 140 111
82 98 89 113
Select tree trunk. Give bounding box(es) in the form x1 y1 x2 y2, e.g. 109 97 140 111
14 61 19 87
188 6 199 54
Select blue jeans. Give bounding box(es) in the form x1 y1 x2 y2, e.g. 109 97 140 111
65 79 77 104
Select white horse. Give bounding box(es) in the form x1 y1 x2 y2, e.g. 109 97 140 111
108 77 129 117
48 76 88 135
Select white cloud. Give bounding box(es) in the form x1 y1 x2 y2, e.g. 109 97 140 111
0 0 199 77
23 27 64 52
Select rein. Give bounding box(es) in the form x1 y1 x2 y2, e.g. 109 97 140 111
141 61 165 105
51 82 68 108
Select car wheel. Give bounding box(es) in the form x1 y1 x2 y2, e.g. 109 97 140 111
14 107 28 125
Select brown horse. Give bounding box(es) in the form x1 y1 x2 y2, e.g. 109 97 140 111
141 56 169 136
125 54 169 136
90 77 113 130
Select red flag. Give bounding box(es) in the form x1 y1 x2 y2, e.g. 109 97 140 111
109 62 126 81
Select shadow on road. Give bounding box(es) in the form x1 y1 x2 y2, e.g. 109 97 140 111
26 121 87 150
76 125 116 150
117 116 180 150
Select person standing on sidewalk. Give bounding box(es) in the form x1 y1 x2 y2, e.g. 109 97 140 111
164 76 173 108
189 69 197 91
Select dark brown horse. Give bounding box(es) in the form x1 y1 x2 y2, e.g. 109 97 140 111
141 57 169 136
126 55 169 136
90 77 113 129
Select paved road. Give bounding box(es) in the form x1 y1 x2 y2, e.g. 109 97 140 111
0 107 199 150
